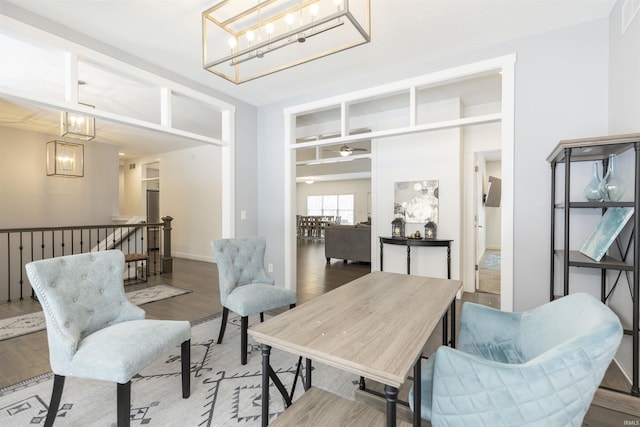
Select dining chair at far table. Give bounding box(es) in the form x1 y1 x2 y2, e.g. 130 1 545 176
409 292 623 427
25 250 191 427
211 237 297 365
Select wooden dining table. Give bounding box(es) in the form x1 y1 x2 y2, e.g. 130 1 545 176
248 271 463 426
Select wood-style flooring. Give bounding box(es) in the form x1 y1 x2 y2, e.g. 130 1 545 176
0 240 637 425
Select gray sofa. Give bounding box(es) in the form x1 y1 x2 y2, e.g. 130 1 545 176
324 223 371 263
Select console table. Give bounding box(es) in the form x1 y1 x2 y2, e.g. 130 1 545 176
379 237 453 279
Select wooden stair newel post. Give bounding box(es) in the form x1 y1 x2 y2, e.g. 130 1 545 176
162 216 173 273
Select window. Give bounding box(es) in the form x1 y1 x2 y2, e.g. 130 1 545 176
307 194 354 224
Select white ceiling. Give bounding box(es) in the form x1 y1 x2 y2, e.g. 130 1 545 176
2 0 616 107
0 0 616 160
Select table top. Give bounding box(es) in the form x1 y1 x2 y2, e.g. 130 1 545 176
248 271 462 388
379 236 453 246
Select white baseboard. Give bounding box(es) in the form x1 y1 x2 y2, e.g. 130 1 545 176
171 251 216 263
612 356 633 386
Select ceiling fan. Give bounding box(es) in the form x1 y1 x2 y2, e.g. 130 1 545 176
325 145 368 157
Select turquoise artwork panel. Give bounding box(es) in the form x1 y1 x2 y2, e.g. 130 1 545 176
580 207 634 261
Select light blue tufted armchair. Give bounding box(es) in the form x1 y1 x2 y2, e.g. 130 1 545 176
409 293 623 426
25 250 191 427
211 237 297 365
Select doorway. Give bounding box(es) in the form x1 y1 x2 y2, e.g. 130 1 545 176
473 152 502 298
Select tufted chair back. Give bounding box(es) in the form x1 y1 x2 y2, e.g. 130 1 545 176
25 250 145 375
211 237 274 306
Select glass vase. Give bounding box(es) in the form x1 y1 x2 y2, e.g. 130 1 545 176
583 162 603 202
598 154 626 201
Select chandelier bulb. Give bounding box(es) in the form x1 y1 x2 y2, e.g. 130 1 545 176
228 37 237 49
246 31 255 42
310 4 319 16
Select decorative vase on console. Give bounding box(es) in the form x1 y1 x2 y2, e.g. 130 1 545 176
598 153 626 202
584 162 603 202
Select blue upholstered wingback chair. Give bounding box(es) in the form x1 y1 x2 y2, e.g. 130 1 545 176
212 237 296 365
25 250 191 427
409 293 622 427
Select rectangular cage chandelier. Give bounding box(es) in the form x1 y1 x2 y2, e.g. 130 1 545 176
203 0 371 84
46 140 84 177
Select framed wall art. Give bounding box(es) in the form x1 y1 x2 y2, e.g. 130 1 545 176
394 180 439 224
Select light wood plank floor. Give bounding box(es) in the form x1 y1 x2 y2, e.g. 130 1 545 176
0 240 637 425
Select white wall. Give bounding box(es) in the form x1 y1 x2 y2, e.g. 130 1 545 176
0 126 119 227
609 0 640 134
121 144 223 262
121 159 143 216
234 104 259 237
163 146 222 261
374 128 462 279
509 20 609 312
296 179 371 224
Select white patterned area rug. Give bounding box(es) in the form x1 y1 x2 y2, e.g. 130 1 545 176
0 284 191 341
0 313 359 426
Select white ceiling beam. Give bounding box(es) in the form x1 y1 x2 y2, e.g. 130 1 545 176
0 86 227 147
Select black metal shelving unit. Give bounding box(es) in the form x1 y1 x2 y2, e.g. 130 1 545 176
548 133 640 398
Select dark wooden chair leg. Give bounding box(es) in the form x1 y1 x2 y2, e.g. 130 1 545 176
217 307 229 344
44 374 65 427
181 339 191 398
241 316 248 365
117 381 131 427
290 303 296 309
260 312 264 322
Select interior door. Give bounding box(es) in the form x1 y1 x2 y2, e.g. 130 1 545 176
474 155 487 290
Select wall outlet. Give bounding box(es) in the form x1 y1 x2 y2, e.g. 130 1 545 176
267 263 273 273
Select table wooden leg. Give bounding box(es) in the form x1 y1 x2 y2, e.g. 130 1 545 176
413 357 421 426
384 384 398 427
261 344 271 427
442 310 448 346
407 246 411 274
450 297 457 348
305 358 312 390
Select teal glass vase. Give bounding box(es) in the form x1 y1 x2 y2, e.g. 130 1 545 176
583 162 603 202
598 154 626 202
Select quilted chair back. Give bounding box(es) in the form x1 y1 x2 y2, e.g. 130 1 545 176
432 293 623 426
211 237 274 306
25 250 145 374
